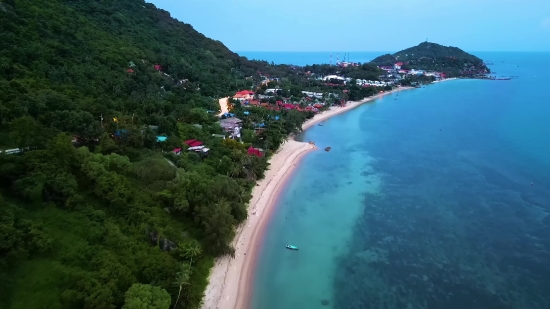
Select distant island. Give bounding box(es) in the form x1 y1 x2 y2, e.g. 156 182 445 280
370 42 490 78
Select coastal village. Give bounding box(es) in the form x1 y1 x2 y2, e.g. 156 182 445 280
0 59 449 157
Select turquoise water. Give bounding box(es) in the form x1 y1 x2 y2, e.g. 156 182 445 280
250 53 550 309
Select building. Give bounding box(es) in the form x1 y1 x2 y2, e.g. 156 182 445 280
322 75 345 82
233 90 255 101
184 140 210 154
219 117 243 132
247 146 264 157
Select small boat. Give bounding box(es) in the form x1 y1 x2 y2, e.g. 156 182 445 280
286 245 298 250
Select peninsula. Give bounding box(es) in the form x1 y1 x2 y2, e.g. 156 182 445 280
370 41 491 78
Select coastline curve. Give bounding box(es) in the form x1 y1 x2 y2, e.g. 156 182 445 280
201 86 414 309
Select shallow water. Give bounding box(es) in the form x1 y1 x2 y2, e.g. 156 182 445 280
251 52 550 309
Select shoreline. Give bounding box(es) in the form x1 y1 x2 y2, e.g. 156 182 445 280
200 86 414 309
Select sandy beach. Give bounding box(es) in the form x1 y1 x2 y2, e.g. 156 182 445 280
433 77 458 83
200 86 414 309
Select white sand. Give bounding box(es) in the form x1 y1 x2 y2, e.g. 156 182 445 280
432 77 458 83
200 86 414 309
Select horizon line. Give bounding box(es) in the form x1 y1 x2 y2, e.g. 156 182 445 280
235 50 550 53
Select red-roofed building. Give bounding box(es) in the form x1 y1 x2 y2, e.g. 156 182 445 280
233 90 254 101
173 148 182 155
184 139 204 147
247 146 264 157
126 68 134 73
154 65 162 71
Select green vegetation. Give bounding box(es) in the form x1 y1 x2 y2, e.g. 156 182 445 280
0 0 313 308
304 63 385 81
370 42 490 77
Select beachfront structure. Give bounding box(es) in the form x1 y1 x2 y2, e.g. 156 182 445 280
355 79 389 87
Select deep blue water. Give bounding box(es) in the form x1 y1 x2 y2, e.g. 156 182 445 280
250 52 550 309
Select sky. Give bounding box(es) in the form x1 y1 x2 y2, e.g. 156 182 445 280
148 0 550 52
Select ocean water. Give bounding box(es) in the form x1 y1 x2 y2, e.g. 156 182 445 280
250 52 550 309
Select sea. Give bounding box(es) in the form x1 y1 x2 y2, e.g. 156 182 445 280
241 51 550 309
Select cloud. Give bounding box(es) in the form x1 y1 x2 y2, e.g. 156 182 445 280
541 17 550 28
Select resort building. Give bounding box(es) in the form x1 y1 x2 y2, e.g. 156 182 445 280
233 90 255 101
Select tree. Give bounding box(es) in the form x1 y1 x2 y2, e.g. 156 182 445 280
179 239 202 263
173 263 191 309
9 116 47 150
195 199 236 255
122 284 171 309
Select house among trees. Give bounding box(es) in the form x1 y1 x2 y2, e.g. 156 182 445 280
184 139 210 154
233 90 254 101
211 134 226 139
247 146 264 157
219 117 242 132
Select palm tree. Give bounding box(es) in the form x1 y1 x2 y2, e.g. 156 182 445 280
180 239 202 264
173 263 191 309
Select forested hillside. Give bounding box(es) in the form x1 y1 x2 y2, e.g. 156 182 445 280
370 42 489 77
0 0 310 308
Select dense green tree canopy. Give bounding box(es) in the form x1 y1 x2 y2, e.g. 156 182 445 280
370 42 490 77
122 284 171 309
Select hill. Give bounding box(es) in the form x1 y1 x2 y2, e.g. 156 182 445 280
370 42 489 77
0 0 310 309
